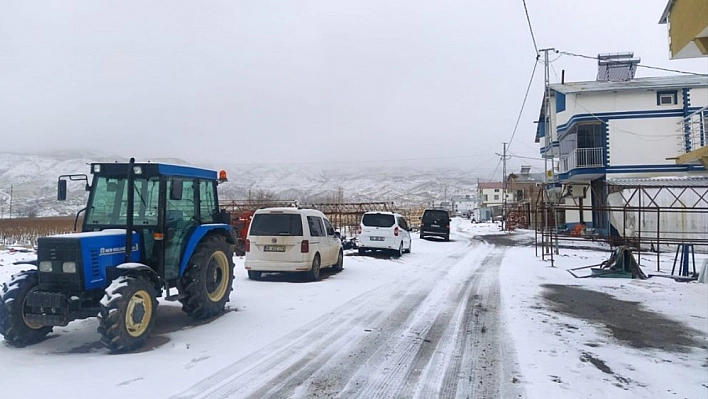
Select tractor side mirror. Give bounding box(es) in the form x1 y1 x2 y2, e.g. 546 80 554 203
57 179 67 201
170 180 183 200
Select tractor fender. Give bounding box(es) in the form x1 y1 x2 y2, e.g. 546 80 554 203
13 259 37 266
178 224 233 277
114 262 161 292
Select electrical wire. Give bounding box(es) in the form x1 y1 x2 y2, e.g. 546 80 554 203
558 50 708 76
572 98 685 142
521 0 539 55
489 157 503 181
506 59 540 153
227 153 499 166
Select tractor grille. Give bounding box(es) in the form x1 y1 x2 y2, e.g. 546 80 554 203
90 248 100 280
37 237 85 292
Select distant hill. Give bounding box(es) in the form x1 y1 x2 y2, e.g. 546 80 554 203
0 151 480 217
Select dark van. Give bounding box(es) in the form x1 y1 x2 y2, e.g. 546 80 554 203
419 209 451 241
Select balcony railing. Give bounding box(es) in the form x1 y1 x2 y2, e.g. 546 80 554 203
559 147 604 173
679 106 707 152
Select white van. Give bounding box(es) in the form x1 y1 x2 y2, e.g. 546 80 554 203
357 211 412 257
244 207 343 281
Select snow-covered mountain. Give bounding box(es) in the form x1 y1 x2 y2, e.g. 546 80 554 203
0 151 480 217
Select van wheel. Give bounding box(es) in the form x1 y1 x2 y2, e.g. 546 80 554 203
331 250 343 272
404 241 411 254
444 234 450 242
394 243 403 258
358 248 366 256
247 271 262 281
306 255 321 281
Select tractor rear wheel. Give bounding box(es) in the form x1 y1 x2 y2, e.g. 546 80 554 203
98 275 157 353
0 270 53 347
179 235 234 319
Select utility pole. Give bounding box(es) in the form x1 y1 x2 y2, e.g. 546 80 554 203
502 142 508 231
495 143 511 231
539 47 556 265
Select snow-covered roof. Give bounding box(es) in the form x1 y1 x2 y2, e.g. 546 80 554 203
607 176 708 188
550 75 708 95
658 0 674 24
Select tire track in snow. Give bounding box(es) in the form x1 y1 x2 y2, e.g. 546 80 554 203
171 241 475 399
172 236 523 398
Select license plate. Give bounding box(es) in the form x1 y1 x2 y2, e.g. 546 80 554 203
431 224 440 227
263 245 286 252
370 236 385 241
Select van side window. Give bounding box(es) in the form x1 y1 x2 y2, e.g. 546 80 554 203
307 216 325 237
323 219 336 236
398 217 408 230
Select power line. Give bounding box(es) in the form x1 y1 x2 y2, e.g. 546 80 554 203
558 50 708 76
521 0 539 54
506 58 540 153
228 153 498 166
489 157 503 181
572 98 686 141
509 153 544 161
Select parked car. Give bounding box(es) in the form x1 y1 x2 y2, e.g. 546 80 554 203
357 211 412 257
244 207 343 281
419 209 451 241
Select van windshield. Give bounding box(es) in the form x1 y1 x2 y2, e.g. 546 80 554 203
249 214 303 236
423 210 449 222
362 213 395 227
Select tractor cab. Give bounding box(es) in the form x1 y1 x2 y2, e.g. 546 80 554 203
79 161 228 283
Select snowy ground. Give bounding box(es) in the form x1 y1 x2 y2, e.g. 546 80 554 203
0 219 706 398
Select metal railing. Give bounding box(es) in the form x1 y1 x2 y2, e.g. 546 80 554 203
559 147 604 173
680 106 707 152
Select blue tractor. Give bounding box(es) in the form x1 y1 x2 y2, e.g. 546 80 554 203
0 159 236 352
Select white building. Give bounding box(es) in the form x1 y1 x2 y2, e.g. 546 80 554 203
535 59 708 234
451 195 476 215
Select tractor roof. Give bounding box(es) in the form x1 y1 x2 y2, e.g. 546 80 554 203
91 161 217 180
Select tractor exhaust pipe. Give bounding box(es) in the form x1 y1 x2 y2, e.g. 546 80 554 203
125 157 135 263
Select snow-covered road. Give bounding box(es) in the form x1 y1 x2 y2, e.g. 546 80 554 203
1 219 706 399
174 230 520 398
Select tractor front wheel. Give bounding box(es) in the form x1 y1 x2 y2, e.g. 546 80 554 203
98 275 157 353
0 270 53 347
179 235 234 319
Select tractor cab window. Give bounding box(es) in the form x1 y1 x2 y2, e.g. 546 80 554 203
164 178 198 279
199 180 218 223
85 176 160 227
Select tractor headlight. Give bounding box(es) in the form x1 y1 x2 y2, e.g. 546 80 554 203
133 166 143 175
39 261 53 272
93 164 101 173
62 262 77 273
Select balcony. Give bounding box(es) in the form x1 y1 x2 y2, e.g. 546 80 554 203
559 147 604 174
676 107 707 168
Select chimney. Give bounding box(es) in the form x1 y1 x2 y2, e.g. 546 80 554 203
597 52 640 82
521 165 531 175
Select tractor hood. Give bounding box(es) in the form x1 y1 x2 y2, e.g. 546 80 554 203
37 229 141 291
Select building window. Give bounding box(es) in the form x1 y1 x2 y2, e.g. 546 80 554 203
494 195 499 200
657 91 677 106
494 189 500 192
484 194 488 201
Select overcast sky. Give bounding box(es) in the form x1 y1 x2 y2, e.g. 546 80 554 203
1 0 706 178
